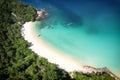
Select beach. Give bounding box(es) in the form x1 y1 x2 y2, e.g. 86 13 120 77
21 21 120 80
21 21 87 72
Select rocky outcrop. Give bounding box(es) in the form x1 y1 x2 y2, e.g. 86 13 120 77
35 8 48 20
83 66 120 80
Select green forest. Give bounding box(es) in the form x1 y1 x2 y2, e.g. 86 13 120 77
0 0 115 80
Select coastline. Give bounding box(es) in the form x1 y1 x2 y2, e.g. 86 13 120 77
21 21 86 72
21 21 120 80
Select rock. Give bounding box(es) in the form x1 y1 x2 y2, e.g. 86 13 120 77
36 8 48 20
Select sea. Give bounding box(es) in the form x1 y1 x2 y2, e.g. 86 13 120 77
20 0 120 77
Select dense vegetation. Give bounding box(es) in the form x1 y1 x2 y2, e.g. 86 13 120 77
0 0 115 80
72 72 115 80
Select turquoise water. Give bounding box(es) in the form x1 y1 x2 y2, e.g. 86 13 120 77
21 0 120 77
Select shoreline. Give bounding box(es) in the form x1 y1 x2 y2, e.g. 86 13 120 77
21 21 86 72
21 21 120 80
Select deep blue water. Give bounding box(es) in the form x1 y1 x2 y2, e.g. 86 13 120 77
20 0 120 77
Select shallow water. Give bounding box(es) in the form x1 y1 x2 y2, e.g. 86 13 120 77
21 0 120 77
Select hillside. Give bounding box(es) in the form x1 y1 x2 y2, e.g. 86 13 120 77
0 0 115 80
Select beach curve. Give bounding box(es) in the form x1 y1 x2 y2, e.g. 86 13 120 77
21 21 87 72
21 21 120 80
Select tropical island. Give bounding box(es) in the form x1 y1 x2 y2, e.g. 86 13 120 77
0 0 119 80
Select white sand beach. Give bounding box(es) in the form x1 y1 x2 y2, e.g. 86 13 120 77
21 22 120 80
21 21 88 72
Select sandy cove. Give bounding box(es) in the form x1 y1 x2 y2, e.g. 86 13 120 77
21 21 120 79
21 21 120 80
21 21 87 72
